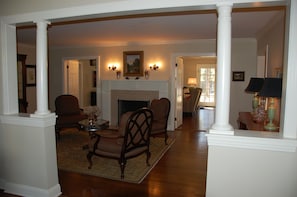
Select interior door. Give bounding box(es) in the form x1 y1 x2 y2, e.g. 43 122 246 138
64 60 80 103
175 57 184 128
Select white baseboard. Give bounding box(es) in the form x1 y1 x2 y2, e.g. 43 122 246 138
4 182 61 197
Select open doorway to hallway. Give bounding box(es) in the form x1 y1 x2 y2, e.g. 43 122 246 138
63 57 98 108
173 55 216 129
183 56 216 108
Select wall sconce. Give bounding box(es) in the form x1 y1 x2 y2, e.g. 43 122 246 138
150 64 159 71
108 65 117 71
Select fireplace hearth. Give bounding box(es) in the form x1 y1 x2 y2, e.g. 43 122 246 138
118 100 150 124
110 90 159 126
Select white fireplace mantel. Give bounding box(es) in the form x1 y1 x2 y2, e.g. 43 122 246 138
99 80 174 130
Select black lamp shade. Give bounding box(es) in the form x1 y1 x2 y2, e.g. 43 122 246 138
245 77 264 93
259 78 282 98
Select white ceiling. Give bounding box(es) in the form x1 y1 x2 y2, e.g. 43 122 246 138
17 9 284 48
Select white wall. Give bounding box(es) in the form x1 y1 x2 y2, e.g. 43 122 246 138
206 146 297 197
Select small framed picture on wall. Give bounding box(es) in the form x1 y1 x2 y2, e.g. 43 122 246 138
232 71 245 81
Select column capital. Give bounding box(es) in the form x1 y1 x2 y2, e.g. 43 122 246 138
216 2 233 8
33 20 51 25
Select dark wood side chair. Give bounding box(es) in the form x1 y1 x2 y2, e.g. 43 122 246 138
149 98 171 144
87 108 153 179
55 94 88 138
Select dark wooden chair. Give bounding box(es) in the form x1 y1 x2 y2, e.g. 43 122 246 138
55 94 88 138
87 108 153 179
149 98 170 144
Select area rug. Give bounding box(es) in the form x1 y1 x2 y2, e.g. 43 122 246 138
56 129 175 183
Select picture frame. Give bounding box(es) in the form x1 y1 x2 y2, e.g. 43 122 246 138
232 71 245 81
123 51 144 77
26 65 36 86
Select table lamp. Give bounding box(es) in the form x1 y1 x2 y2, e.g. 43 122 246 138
188 78 197 87
258 78 282 131
245 77 264 118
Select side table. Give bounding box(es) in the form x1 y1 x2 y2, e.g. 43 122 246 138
238 112 279 132
79 119 110 149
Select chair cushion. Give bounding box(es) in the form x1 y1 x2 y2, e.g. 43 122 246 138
56 113 87 125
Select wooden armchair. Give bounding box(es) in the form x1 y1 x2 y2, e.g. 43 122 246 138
149 98 170 144
87 108 153 179
55 95 88 137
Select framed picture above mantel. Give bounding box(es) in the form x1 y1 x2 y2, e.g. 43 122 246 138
123 51 144 77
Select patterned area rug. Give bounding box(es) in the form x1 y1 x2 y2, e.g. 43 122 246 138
56 129 175 183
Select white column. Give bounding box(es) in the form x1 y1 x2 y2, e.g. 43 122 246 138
31 20 51 117
209 3 234 135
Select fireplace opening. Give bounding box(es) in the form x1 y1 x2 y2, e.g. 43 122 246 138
118 100 150 125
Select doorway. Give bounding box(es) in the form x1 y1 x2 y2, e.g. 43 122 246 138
63 57 99 108
172 54 216 129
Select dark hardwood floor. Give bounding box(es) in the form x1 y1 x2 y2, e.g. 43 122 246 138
1 108 214 197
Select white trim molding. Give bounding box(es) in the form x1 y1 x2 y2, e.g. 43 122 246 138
207 130 297 152
4 182 61 197
0 113 56 127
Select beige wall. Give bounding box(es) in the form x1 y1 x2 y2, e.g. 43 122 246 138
48 38 256 128
257 11 285 77
17 44 37 113
49 39 217 111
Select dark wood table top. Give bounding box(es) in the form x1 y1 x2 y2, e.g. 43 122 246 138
238 112 279 132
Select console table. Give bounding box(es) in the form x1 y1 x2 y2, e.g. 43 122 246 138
238 112 279 132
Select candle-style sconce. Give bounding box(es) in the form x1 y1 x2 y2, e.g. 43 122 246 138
108 64 121 79
150 64 159 71
144 70 149 79
108 65 117 71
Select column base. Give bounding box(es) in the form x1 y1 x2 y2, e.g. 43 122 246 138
30 111 52 118
209 123 234 135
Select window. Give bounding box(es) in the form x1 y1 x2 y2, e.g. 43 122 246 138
197 64 216 107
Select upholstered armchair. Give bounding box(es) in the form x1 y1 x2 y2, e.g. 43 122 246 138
149 98 170 144
183 87 202 115
55 95 88 137
87 108 153 179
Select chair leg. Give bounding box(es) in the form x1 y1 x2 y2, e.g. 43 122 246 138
146 151 151 166
165 132 168 145
87 152 94 169
120 161 127 179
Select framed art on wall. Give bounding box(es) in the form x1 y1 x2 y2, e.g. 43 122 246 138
123 51 144 77
26 65 36 86
232 71 245 81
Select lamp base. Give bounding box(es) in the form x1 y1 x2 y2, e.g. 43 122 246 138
264 122 278 131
